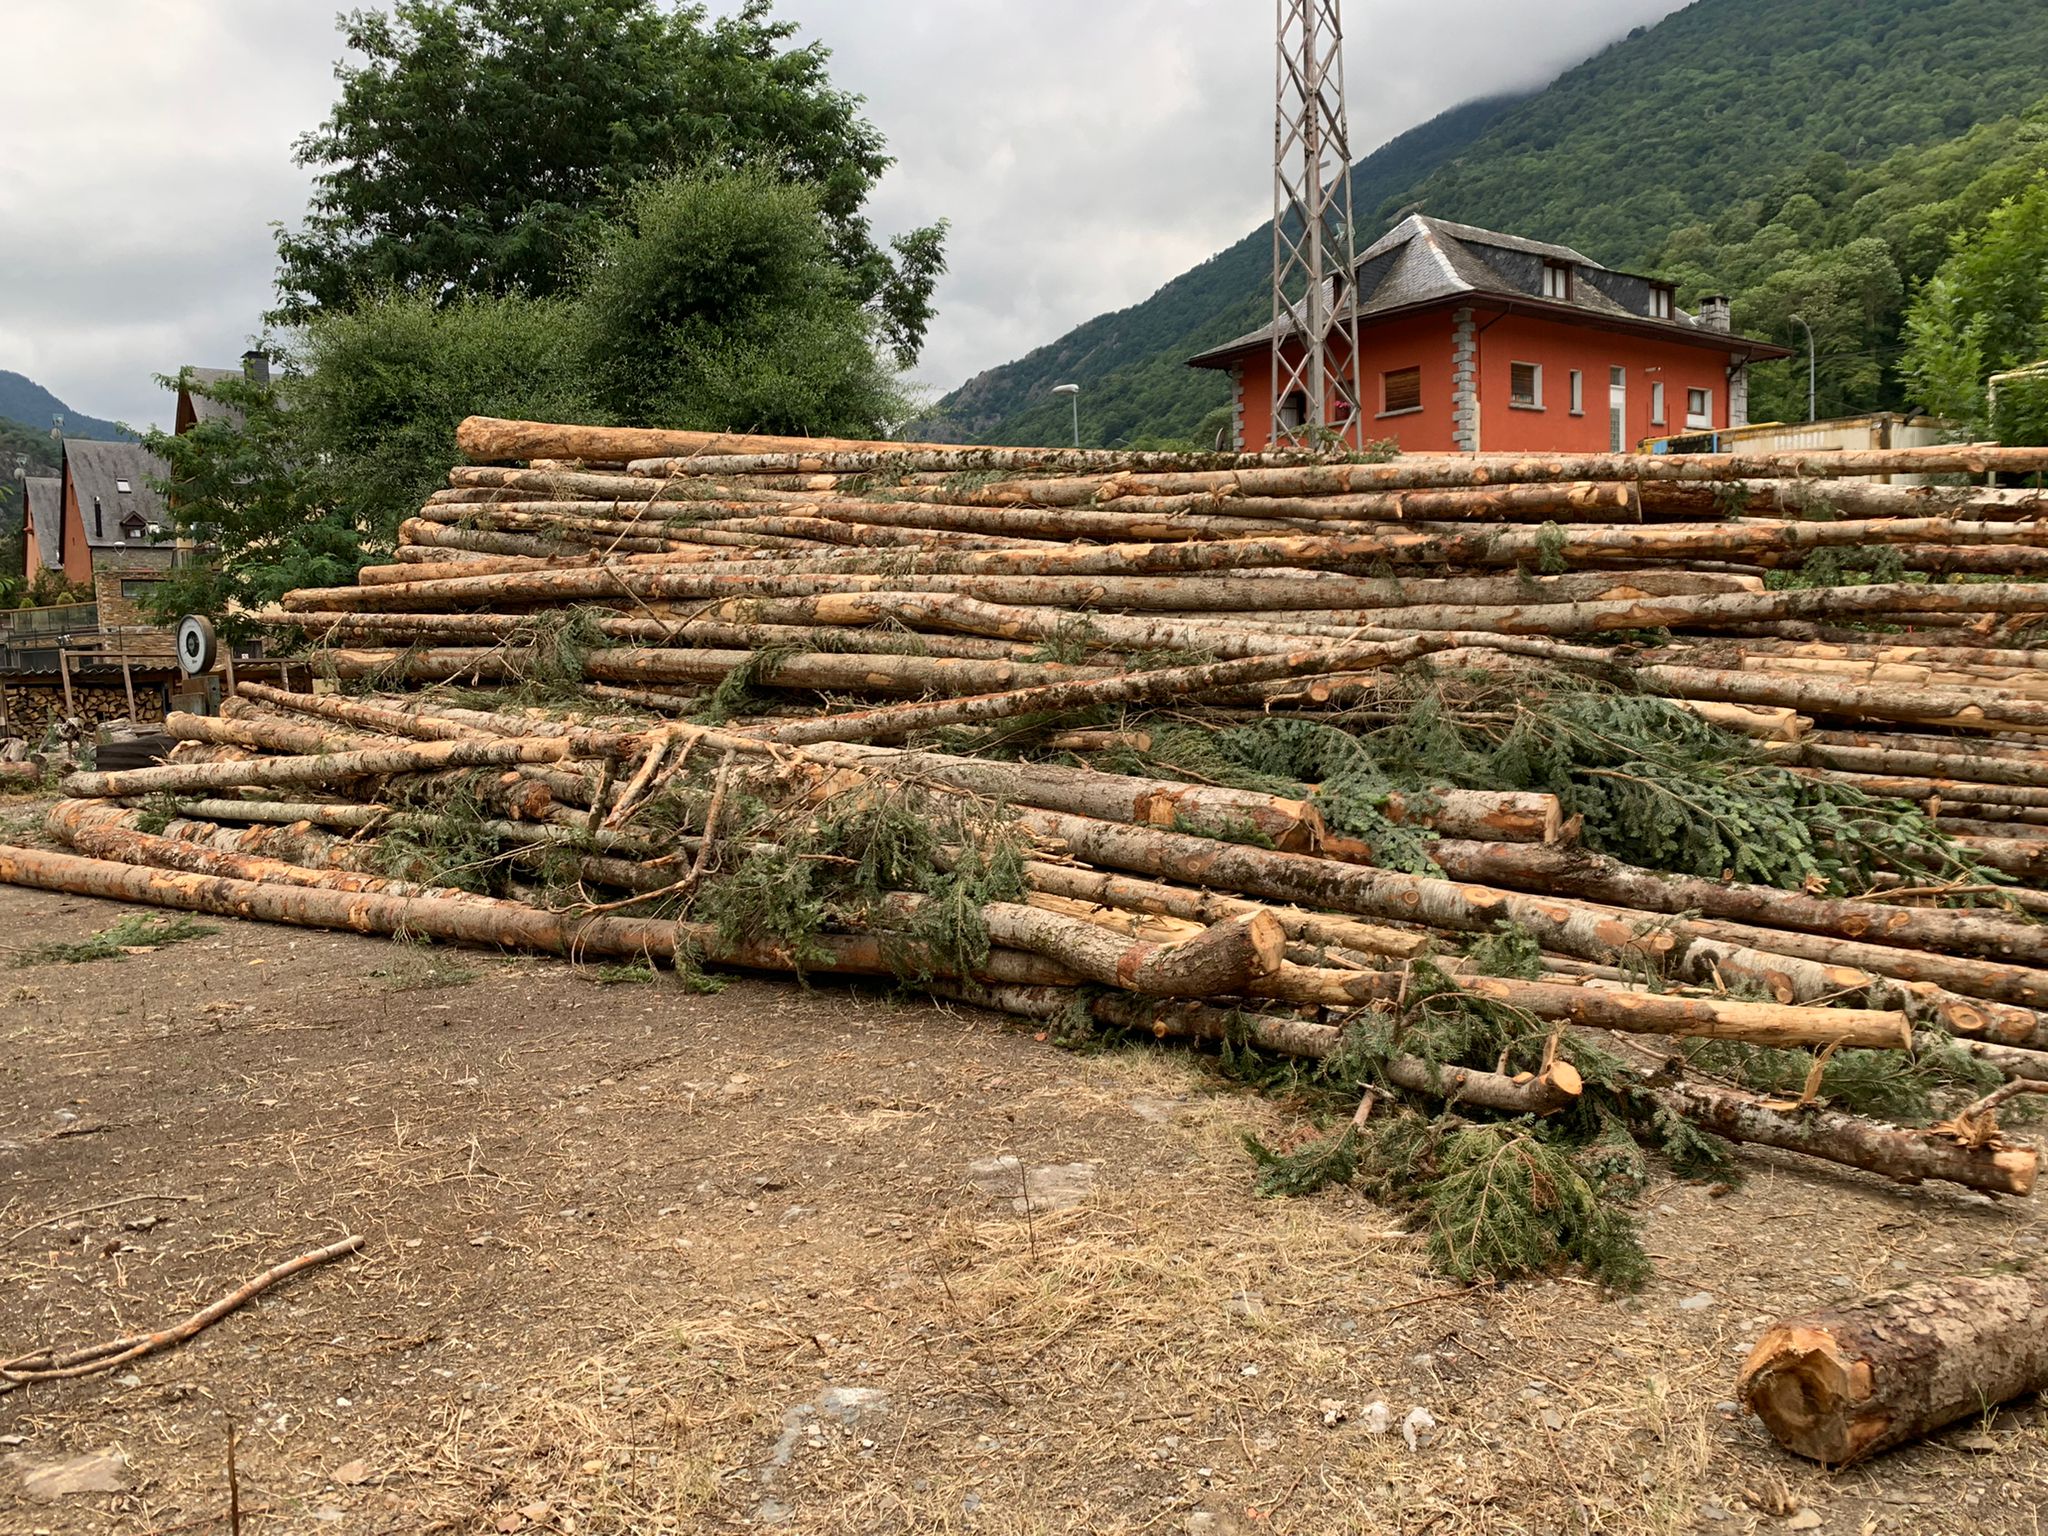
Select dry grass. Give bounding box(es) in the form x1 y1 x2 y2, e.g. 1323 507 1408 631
0 890 2044 1534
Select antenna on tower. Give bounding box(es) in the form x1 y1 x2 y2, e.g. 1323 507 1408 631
1270 0 1364 450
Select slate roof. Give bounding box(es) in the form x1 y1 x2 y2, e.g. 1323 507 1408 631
1191 214 1790 366
62 438 171 552
176 366 246 429
21 475 61 560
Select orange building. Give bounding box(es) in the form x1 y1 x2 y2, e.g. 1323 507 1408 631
1191 215 1790 453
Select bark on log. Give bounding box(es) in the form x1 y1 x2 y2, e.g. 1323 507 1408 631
1648 1078 2037 1196
753 636 1445 746
880 893 1284 997
1428 840 2048 968
1739 1275 2048 1465
964 986 1582 1115
1638 663 2048 736
61 737 573 799
798 740 1563 847
308 645 1109 695
0 841 1088 990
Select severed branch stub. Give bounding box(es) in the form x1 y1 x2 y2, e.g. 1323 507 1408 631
0 1234 365 1393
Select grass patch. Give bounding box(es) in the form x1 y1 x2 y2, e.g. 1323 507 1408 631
16 912 217 967
370 939 481 991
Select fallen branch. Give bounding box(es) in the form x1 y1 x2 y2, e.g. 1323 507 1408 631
0 1235 365 1391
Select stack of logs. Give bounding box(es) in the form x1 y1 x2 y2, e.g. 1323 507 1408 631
7 417 2048 1206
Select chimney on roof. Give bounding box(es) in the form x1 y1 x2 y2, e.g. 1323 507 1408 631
242 349 271 384
93 496 103 538
1697 295 1732 334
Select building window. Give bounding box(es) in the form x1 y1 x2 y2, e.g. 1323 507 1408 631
1649 285 1674 320
1568 370 1584 416
1510 362 1543 409
1380 366 1422 416
1650 382 1667 426
1687 387 1713 428
120 578 157 600
1543 262 1572 300
115 478 133 494
1278 391 1308 433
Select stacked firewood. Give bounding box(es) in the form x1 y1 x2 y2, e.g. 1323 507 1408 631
9 416 2048 1259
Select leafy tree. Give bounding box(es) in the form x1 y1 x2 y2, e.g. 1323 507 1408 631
275 0 945 364
138 369 364 625
577 168 907 436
296 291 599 546
1901 175 2048 436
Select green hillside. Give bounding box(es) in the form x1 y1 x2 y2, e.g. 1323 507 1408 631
932 92 1531 448
945 0 2048 447
0 371 133 444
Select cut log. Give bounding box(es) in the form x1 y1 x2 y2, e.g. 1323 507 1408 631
1739 1275 2048 1464
1645 1078 2036 1196
61 737 573 800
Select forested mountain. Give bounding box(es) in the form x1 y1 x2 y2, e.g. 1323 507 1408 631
943 0 2048 447
0 371 133 444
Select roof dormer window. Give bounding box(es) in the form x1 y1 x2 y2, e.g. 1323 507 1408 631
1542 262 1572 301
1649 284 1674 320
121 513 147 538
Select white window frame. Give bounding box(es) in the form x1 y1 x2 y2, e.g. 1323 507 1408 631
1650 381 1667 427
1509 362 1544 410
1568 370 1584 416
1649 286 1673 320
1686 387 1714 430
1543 263 1572 301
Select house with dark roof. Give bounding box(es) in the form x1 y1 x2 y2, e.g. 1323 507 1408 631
1191 214 1791 453
25 439 173 584
172 351 271 436
18 476 62 577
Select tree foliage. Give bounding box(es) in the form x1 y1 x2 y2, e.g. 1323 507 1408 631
275 0 945 364
1901 175 2048 437
160 165 912 615
577 168 907 435
138 370 364 624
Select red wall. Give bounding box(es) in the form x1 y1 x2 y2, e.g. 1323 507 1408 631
53 484 96 585
1469 312 1731 454
1224 305 1734 454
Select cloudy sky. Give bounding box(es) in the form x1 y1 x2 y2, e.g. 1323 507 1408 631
1 0 1690 431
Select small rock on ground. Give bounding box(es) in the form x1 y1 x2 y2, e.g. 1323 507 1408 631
12 1447 130 1499
965 1155 1096 1213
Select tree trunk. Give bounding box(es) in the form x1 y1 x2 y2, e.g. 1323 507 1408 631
308 645 1109 695
877 892 1284 997
1646 1078 2037 1196
797 740 1563 846
456 417 955 464
1638 663 2048 736
961 986 1582 1116
1428 840 2048 968
61 736 573 800
1739 1275 2048 1465
754 636 1444 746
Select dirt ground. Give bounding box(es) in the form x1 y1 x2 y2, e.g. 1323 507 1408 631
2 871 2046 1535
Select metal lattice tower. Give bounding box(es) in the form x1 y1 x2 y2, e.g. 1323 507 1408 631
1270 0 1364 449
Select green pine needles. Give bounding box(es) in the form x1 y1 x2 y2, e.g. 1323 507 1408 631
1096 679 1999 895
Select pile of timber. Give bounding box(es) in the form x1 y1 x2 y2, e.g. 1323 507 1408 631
10 418 2048 1208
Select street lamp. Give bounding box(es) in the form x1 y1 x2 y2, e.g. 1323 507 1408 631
1790 314 1816 423
1052 383 1081 448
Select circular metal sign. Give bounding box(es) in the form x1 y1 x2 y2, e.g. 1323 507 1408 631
175 614 219 677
